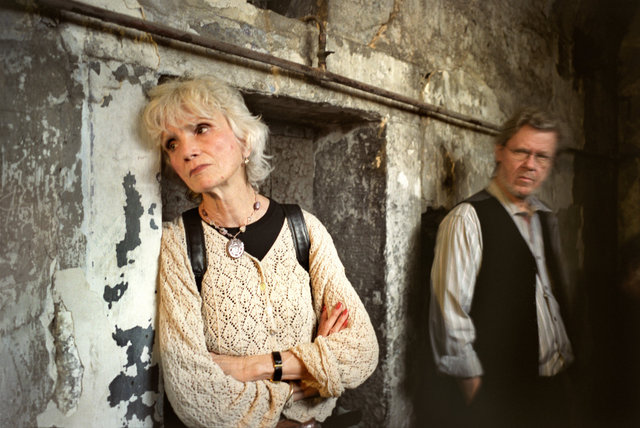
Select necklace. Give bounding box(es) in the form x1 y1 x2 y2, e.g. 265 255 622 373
200 191 261 259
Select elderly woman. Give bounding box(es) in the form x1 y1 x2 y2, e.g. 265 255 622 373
142 76 378 428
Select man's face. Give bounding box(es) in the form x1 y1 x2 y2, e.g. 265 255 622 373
494 125 557 202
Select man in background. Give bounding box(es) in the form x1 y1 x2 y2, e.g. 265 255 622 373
429 108 574 427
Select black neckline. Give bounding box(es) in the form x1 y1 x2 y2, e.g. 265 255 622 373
207 198 277 236
203 198 285 261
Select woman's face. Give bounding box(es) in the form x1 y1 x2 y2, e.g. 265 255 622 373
162 111 249 195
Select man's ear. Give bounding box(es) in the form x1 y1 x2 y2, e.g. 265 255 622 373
492 144 506 178
494 144 504 164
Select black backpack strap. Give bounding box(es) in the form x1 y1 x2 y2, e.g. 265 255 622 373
181 208 207 293
281 204 310 272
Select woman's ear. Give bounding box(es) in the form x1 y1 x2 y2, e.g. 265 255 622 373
241 141 252 159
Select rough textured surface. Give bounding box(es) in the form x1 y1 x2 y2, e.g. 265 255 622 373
51 301 84 415
313 123 387 426
2 0 639 426
0 7 83 426
108 324 159 424
263 121 316 209
2 2 162 426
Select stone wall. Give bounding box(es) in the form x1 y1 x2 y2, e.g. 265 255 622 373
1 2 162 426
1 0 638 426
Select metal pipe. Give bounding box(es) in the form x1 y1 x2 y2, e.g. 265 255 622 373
302 15 333 71
34 0 501 135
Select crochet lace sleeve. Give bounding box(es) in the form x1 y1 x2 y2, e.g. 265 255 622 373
289 213 379 397
158 220 290 428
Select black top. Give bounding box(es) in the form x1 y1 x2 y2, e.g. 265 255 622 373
205 198 285 261
462 191 573 428
466 191 540 384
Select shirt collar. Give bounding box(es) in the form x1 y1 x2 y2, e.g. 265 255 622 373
486 179 551 217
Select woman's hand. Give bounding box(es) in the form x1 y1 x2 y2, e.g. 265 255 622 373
316 302 349 337
289 381 320 402
211 351 309 383
211 302 348 383
209 353 261 383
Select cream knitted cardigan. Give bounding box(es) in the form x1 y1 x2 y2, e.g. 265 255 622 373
159 210 379 428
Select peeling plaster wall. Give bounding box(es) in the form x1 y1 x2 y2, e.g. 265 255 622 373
1 6 84 426
2 2 161 427
1 0 627 426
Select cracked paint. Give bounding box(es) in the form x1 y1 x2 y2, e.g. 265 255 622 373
148 203 159 230
103 281 129 309
108 324 159 424
368 0 404 48
116 173 143 268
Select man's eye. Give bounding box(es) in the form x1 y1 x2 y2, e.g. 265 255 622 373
514 149 530 155
537 154 551 160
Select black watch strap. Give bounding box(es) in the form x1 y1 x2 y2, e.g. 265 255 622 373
271 351 283 382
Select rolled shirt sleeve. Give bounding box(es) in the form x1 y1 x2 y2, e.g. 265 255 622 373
429 203 484 378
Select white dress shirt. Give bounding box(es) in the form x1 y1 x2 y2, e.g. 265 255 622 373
429 180 574 378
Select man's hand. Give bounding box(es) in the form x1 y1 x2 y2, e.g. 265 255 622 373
457 376 482 405
316 302 348 337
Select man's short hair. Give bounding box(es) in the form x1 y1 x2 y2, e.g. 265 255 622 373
495 107 565 149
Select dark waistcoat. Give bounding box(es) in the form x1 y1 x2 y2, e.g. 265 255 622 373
466 190 566 387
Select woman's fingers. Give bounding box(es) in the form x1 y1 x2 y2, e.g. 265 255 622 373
331 308 349 334
290 381 320 401
316 306 328 337
320 305 328 323
316 302 348 337
302 384 319 399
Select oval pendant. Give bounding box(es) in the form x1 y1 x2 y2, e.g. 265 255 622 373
226 238 245 259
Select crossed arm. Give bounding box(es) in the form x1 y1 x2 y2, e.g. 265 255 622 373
159 216 377 426
210 302 349 401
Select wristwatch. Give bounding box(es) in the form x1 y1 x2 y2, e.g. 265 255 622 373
271 351 283 382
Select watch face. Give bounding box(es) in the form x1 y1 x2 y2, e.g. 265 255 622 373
226 239 245 259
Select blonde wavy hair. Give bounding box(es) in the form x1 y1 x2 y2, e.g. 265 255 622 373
141 75 272 189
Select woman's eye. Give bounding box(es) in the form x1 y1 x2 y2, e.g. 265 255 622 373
195 124 209 134
164 139 177 152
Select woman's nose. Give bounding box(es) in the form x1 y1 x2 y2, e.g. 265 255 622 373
180 137 200 161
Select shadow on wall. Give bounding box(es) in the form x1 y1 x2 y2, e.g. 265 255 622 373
404 208 451 427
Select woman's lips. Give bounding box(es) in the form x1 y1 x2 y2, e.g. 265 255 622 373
189 164 209 177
